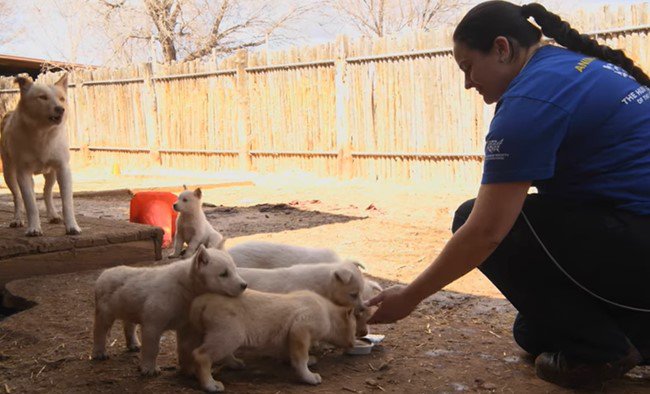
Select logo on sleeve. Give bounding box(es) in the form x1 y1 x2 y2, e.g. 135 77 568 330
485 139 509 160
486 139 503 153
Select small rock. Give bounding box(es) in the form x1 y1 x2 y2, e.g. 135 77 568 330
503 355 520 363
450 382 469 391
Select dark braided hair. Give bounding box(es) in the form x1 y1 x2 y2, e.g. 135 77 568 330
453 1 650 87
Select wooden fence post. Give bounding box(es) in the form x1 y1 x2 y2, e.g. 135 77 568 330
141 63 162 166
335 35 353 179
235 50 252 172
69 71 85 166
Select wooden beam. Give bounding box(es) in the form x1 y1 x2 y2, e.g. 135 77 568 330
0 239 160 288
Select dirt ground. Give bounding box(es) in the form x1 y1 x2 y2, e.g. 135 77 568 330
1 170 649 393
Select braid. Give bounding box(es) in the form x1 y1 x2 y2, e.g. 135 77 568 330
522 3 650 87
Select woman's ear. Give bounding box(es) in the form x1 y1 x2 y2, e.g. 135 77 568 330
493 36 512 62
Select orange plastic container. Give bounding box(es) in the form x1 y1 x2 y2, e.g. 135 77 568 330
129 191 178 248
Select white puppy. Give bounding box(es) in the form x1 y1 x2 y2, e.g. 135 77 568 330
227 241 380 336
189 290 356 392
237 260 366 312
228 241 341 268
170 187 223 258
0 73 80 236
356 279 383 337
176 260 366 376
92 243 247 375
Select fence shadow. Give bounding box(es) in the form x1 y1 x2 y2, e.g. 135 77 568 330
0 192 367 239
203 201 368 238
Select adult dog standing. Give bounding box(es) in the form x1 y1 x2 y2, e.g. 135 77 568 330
0 73 80 236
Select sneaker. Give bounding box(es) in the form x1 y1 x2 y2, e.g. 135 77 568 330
534 347 643 389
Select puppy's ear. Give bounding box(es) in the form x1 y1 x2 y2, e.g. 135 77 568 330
348 259 365 270
193 245 209 269
55 72 68 90
194 188 202 199
216 237 226 250
15 74 33 95
334 268 353 284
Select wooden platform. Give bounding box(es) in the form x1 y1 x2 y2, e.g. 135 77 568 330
0 204 162 288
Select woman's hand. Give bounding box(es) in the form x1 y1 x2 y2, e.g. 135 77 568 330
366 184 531 325
366 285 419 324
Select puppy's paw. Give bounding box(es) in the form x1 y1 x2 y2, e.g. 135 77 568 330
9 219 23 228
303 372 322 385
139 364 161 376
49 216 62 224
91 351 109 361
203 378 225 392
25 227 43 237
66 225 81 235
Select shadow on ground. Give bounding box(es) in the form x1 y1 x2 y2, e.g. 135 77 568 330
0 193 368 239
203 201 368 238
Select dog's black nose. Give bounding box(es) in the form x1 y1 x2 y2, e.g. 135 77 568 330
240 283 247 290
54 106 65 115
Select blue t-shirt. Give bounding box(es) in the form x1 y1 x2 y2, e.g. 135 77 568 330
482 45 650 215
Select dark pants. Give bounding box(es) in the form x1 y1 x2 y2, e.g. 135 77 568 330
452 194 650 363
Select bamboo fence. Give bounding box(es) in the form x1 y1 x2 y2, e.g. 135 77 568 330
0 2 648 187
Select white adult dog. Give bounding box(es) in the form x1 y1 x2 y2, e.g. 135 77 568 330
170 187 223 258
0 73 80 236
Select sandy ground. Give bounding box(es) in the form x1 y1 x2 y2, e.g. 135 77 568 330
1 169 649 393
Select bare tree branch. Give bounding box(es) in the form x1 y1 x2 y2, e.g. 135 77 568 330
324 0 470 37
99 0 126 8
91 0 314 64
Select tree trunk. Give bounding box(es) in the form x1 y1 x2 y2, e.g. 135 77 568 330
160 36 177 62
